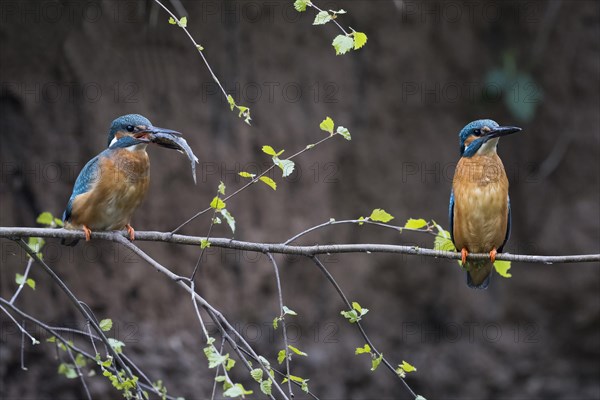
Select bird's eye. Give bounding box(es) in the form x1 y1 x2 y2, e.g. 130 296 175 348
473 129 481 136
126 125 135 132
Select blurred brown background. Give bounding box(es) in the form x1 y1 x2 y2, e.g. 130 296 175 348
1 0 599 399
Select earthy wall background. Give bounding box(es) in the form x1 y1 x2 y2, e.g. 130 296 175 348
1 0 599 399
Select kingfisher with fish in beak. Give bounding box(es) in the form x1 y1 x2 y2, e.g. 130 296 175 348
62 114 198 245
449 119 523 289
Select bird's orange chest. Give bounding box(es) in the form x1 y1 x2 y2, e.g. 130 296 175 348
71 149 150 230
452 154 509 252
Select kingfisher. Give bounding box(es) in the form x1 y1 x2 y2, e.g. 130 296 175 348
62 114 181 245
449 119 522 289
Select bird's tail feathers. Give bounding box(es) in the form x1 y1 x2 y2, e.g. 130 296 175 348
465 260 493 289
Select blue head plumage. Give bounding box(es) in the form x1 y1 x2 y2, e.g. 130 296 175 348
458 119 521 157
107 114 153 147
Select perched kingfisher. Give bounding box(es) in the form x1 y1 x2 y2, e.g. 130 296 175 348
449 119 522 289
62 114 181 245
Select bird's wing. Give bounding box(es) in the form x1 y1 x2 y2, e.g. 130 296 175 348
449 190 455 244
62 154 102 222
499 195 511 252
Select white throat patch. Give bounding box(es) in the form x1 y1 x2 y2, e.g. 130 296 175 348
476 137 499 155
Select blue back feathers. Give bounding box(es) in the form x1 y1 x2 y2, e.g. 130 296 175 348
107 114 152 146
459 119 499 157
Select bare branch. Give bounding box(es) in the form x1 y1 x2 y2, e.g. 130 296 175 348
2 227 598 264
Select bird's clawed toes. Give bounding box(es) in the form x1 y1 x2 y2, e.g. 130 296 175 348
83 225 92 241
489 248 497 263
126 224 135 241
461 248 468 264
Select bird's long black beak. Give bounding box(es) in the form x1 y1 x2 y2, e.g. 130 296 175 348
145 126 182 136
487 126 522 139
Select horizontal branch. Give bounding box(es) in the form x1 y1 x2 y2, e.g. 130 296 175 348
1 227 598 264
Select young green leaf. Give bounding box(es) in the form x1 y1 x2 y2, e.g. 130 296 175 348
404 218 427 229
210 196 226 210
273 157 295 177
218 181 226 195
399 360 417 373
282 306 297 316
313 10 332 25
336 126 351 140
223 383 252 397
108 338 125 354
369 209 394 223
201 239 211 249
272 317 279 330
178 16 187 27
494 260 512 278
260 379 273 395
294 0 311 12
225 358 236 371
277 349 286 364
319 117 335 135
259 176 277 191
99 319 113 332
36 212 54 226
288 345 307 357
203 345 229 368
355 344 371 355
332 34 354 55
352 31 368 49
250 368 263 382
239 171 256 178
58 363 78 379
220 209 236 234
227 95 236 110
262 145 277 156
371 353 383 371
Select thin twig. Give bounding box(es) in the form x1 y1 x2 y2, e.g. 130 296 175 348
2 227 598 264
311 256 417 398
10 257 34 304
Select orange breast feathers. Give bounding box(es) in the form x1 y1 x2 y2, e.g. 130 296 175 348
68 149 150 231
452 154 509 253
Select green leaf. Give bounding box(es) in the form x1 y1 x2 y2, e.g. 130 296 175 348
197 44 204 51
75 353 87 368
283 306 297 316
36 212 54 226
357 216 366 226
288 345 307 357
250 368 263 382
319 117 335 135
203 345 229 368
313 10 332 25
213 216 222 224
272 317 279 330
294 0 310 12
273 157 295 178
168 17 177 25
225 358 236 371
260 379 272 395
26 278 35 290
353 31 368 49
179 16 187 27
494 260 512 278
404 218 427 229
27 237 45 257
239 171 256 179
108 338 125 353
218 181 226 195
355 344 371 355
259 176 277 191
399 360 417 373
332 34 354 55
262 145 277 156
210 196 226 210
227 95 236 111
46 336 56 343
371 353 383 371
352 301 363 312
99 319 113 332
220 209 236 234
201 239 211 249
58 362 78 379
223 383 252 397
336 126 351 140
370 209 394 223
15 273 24 285
277 349 286 364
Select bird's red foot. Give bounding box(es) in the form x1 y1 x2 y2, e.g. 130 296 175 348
489 248 497 263
126 224 135 241
461 248 468 264
83 225 92 242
